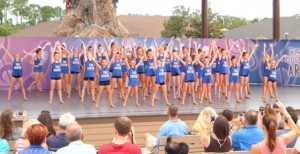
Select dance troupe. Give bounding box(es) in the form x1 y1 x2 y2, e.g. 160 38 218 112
0 35 286 108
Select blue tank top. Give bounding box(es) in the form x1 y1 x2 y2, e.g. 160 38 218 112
145 59 155 76
220 58 229 74
12 60 23 77
61 57 69 73
96 53 103 64
194 62 201 73
33 57 42 72
51 62 61 78
229 65 239 82
99 67 110 82
202 66 212 83
215 57 221 72
80 54 85 66
121 58 127 72
240 60 250 76
184 64 195 81
268 68 277 81
197 63 204 78
171 59 180 75
262 62 269 76
84 60 95 78
155 66 165 84
136 57 145 73
165 57 171 72
180 56 187 72
70 56 80 72
112 61 122 77
128 67 138 86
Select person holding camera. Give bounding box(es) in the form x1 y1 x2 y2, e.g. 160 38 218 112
231 110 264 151
200 115 232 152
98 117 142 154
251 102 298 154
193 107 218 136
0 109 27 141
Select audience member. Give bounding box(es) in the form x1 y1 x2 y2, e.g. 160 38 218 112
222 109 233 122
37 111 56 137
231 110 264 151
193 107 217 136
293 138 300 154
56 122 96 154
18 124 52 154
99 116 142 154
47 112 76 152
201 115 232 152
14 119 48 153
165 141 180 154
277 111 298 148
0 138 9 153
0 109 25 141
178 142 189 154
251 102 298 154
144 104 189 153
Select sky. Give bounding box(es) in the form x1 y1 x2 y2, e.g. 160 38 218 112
29 0 300 19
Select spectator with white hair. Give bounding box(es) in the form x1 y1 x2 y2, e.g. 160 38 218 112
56 122 96 154
46 113 76 152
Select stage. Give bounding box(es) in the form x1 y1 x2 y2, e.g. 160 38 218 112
0 85 299 119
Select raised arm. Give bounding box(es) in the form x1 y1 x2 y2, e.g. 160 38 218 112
249 44 258 60
21 48 36 61
117 34 128 52
153 38 158 49
172 53 186 66
187 37 192 56
130 37 137 58
270 43 274 58
275 55 286 67
262 43 266 61
209 54 218 66
176 37 183 58
80 40 87 62
0 45 14 62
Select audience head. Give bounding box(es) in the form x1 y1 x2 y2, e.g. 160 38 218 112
194 107 217 131
114 117 132 136
37 111 56 136
289 112 298 124
165 141 180 154
277 119 285 130
222 109 233 122
213 116 230 140
27 124 48 145
178 142 189 154
65 122 83 142
58 113 76 130
286 106 295 113
262 114 278 152
264 104 276 117
168 104 178 118
244 110 258 125
21 119 40 138
0 109 14 140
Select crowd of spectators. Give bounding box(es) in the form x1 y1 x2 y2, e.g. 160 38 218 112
0 101 299 154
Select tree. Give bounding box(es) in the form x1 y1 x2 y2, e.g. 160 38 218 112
11 0 28 24
222 15 249 30
0 0 11 23
40 6 55 22
53 6 64 20
24 4 41 26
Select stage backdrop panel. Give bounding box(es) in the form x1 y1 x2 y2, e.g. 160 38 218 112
0 37 298 90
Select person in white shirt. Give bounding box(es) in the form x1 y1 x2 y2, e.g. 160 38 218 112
56 122 96 154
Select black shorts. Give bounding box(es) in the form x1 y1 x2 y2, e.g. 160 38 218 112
12 75 22 79
171 72 180 76
156 82 165 85
184 80 194 83
166 71 171 73
137 72 144 74
240 75 249 77
71 71 80 74
99 81 110 86
221 73 227 75
51 77 61 80
268 80 276 83
84 77 94 81
112 76 122 79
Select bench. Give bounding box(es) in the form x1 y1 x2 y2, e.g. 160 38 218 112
201 148 293 154
158 135 204 154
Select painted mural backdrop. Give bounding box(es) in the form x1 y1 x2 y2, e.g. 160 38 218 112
0 37 299 90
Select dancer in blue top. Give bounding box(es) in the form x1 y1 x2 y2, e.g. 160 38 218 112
262 43 275 99
226 55 242 103
193 41 205 100
49 42 65 104
80 40 96 103
69 47 84 98
263 55 286 103
59 43 72 98
94 54 115 108
133 39 147 97
151 39 172 107
123 56 144 107
236 43 258 99
28 48 44 92
173 47 198 105
0 45 34 101
212 48 220 96
170 47 181 100
95 43 106 91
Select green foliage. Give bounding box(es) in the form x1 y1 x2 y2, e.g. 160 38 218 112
162 5 259 38
0 23 23 36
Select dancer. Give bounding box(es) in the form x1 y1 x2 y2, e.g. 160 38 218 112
0 45 34 101
123 55 144 107
262 43 274 98
173 50 198 105
143 47 157 100
212 47 221 96
81 41 96 103
60 44 72 97
110 51 125 100
236 43 258 99
27 48 44 92
226 55 242 103
49 42 65 104
194 42 204 100
69 47 83 98
170 43 181 100
94 54 115 108
263 55 286 103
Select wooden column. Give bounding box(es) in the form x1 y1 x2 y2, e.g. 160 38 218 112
202 0 208 38
273 0 280 40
